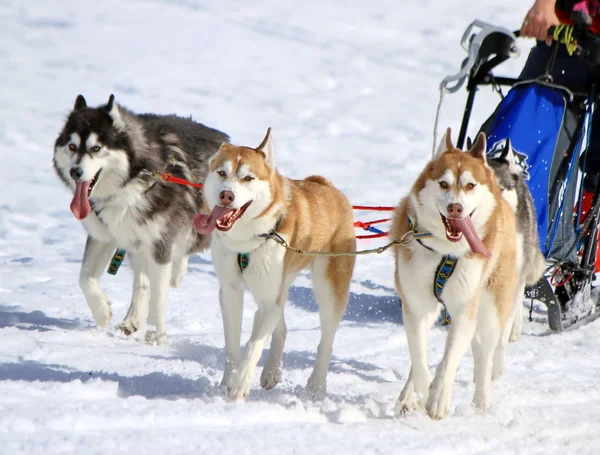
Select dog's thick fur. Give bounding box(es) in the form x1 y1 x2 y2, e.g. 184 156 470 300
488 139 545 341
390 129 519 419
194 128 356 399
53 94 228 344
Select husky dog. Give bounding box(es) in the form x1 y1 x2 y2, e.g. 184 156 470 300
488 138 545 341
53 94 229 344
193 128 356 399
390 128 519 419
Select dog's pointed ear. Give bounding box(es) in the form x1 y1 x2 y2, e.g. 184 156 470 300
106 94 125 130
74 95 87 111
256 127 274 168
500 138 513 161
435 127 453 156
469 132 488 163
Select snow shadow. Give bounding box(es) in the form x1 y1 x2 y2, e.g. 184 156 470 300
288 285 403 325
0 305 86 332
0 360 218 400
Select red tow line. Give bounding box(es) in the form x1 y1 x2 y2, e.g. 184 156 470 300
160 174 396 240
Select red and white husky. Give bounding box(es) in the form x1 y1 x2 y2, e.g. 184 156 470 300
193 128 356 399
390 129 520 419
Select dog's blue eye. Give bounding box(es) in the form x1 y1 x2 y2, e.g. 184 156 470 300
218 170 226 177
68 143 77 152
439 181 449 189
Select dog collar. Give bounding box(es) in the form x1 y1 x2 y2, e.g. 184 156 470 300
238 214 284 273
407 216 434 251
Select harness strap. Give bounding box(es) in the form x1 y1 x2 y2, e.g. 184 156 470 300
433 255 458 326
407 216 434 251
107 249 126 275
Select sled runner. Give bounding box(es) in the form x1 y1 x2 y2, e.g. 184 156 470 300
440 19 600 331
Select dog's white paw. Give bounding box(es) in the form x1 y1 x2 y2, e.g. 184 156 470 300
220 363 237 389
118 317 140 336
305 373 326 399
472 389 491 412
228 364 254 400
260 365 282 390
145 330 166 346
397 381 423 413
89 299 112 329
426 379 453 420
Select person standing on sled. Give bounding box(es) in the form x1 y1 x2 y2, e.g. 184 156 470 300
520 0 600 271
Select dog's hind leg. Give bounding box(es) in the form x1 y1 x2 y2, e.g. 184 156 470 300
118 252 150 336
307 252 355 396
145 258 173 346
170 255 188 288
508 283 525 343
79 235 117 329
493 279 524 379
261 302 287 390
471 290 501 412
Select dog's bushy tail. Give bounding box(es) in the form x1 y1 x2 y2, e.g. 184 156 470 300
304 175 333 186
525 249 546 285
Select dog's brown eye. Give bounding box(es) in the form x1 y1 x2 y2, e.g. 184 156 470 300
217 170 226 177
243 175 254 182
439 181 449 189
90 145 101 153
68 143 77 152
465 183 476 190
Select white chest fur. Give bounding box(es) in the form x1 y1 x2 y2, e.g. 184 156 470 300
396 245 486 316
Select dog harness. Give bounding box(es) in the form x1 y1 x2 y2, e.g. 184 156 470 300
407 216 455 326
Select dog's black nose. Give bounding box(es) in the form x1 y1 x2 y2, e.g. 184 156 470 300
70 166 84 180
219 190 235 206
447 203 463 217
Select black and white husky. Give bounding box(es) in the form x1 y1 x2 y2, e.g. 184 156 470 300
488 138 545 341
53 94 229 344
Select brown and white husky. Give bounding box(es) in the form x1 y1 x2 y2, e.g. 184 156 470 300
390 128 520 419
193 128 356 400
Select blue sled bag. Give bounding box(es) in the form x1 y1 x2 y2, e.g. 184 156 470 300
481 82 581 260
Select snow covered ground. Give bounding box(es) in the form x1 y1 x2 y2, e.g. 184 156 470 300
1 0 600 453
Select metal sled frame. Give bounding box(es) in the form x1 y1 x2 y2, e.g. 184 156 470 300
451 21 600 331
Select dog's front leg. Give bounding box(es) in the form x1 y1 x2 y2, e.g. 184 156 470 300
426 301 478 420
398 300 439 412
79 235 117 329
118 252 150 336
144 257 172 346
228 296 283 400
219 283 244 388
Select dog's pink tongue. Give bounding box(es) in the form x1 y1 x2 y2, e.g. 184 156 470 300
193 205 235 234
70 181 92 220
447 217 491 258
